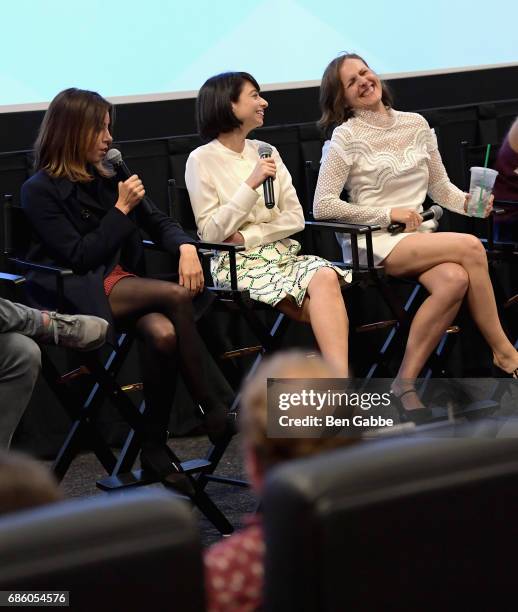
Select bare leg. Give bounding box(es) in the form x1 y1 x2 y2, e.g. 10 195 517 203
384 232 518 375
276 269 349 375
306 268 349 376
390 263 468 409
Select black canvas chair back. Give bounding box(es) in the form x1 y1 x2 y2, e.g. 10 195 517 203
3 194 32 259
0 490 205 612
0 152 33 269
167 134 204 189
167 178 197 237
263 424 518 611
116 138 171 212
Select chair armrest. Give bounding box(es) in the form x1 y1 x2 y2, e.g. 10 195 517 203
142 239 162 251
305 220 382 234
196 241 246 253
143 238 246 254
8 257 73 277
0 271 25 286
196 242 246 291
143 239 244 291
304 220 380 271
8 257 73 312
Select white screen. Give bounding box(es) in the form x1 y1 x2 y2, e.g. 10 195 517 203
1 0 516 111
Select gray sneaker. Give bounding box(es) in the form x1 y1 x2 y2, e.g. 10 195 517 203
38 312 109 351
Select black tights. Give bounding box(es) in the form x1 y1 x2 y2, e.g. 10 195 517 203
108 277 216 443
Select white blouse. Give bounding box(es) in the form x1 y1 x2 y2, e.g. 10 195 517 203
185 138 304 250
314 109 467 264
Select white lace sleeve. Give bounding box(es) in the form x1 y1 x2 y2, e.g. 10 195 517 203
426 129 467 215
313 143 392 227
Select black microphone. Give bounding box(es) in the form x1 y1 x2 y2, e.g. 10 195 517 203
105 148 153 214
387 205 443 235
258 143 275 209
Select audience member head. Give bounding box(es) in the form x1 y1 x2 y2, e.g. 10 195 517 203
319 52 393 138
0 450 62 516
34 87 113 182
239 350 359 492
196 71 264 141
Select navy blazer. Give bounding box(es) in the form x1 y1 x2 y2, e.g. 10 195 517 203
21 169 196 328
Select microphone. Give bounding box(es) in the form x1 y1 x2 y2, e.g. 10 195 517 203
105 148 152 214
257 144 275 209
387 205 443 235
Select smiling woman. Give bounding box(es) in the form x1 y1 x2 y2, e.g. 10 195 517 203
185 71 351 376
313 52 518 422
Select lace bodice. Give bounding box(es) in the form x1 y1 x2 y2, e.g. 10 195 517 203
314 109 466 226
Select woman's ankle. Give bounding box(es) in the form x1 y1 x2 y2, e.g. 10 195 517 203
493 350 518 372
391 379 425 410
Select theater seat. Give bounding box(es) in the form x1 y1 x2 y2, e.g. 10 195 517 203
263 422 518 611
0 490 205 612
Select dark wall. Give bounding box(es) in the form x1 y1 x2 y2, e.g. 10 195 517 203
2 64 518 152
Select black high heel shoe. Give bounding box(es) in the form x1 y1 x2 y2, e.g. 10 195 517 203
390 389 434 425
197 405 238 446
140 445 195 496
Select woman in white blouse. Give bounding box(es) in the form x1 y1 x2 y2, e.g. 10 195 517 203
186 72 349 376
314 53 518 419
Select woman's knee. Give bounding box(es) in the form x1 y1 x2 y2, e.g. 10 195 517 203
310 267 341 294
442 264 469 299
429 264 469 301
136 317 177 355
458 234 487 265
164 283 193 311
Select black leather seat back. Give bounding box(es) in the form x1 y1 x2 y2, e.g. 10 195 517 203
263 425 518 611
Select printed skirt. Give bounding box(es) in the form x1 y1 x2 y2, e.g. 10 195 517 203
211 239 351 307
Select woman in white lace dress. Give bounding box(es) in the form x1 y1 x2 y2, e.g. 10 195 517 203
186 72 350 376
314 53 518 419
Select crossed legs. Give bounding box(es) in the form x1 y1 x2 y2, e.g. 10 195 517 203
383 231 518 408
108 277 223 444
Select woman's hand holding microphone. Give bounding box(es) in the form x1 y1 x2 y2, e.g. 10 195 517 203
222 157 277 245
115 175 146 215
390 208 423 232
245 157 276 190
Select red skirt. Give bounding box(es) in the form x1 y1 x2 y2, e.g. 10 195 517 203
103 265 137 296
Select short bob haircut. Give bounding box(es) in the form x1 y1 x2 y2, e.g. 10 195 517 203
318 53 393 139
34 87 113 182
196 71 260 141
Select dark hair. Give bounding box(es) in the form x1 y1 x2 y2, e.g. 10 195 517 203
35 88 113 182
196 71 261 141
318 53 393 138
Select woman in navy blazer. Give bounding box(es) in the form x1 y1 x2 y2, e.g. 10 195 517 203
21 88 233 479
